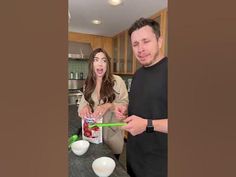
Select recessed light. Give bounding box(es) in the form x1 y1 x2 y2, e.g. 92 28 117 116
108 0 123 6
92 20 102 25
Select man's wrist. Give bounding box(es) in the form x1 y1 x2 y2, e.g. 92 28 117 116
146 119 154 133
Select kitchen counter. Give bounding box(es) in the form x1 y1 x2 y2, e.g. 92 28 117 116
68 105 130 177
69 143 130 177
68 105 81 137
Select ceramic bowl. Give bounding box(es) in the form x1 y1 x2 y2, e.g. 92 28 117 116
71 140 89 156
92 157 116 177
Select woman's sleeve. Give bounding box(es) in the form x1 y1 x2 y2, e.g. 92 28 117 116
114 75 129 105
77 94 88 115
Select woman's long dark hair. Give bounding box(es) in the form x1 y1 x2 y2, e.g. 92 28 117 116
84 48 116 111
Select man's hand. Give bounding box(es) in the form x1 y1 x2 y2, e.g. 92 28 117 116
122 115 147 136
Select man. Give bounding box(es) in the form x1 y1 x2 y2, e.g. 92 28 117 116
115 18 168 177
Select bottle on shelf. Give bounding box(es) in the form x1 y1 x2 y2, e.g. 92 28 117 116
70 72 74 79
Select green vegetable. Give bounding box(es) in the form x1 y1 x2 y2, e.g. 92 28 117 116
68 134 79 149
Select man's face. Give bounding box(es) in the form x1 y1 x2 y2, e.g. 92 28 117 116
131 25 162 67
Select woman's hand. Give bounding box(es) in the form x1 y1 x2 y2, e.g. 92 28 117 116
92 103 112 120
78 104 92 119
114 104 128 119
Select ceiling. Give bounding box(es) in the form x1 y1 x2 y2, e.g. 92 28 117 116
68 0 168 37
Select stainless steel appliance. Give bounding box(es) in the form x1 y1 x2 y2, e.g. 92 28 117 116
68 41 92 59
68 89 83 105
68 79 84 90
68 79 85 105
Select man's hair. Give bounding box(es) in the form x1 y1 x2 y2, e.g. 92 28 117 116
128 17 160 38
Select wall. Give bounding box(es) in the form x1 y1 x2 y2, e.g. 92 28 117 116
68 59 88 80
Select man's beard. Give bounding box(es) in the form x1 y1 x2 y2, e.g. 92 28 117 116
140 51 160 67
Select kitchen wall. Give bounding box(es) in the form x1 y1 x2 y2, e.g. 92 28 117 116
68 59 88 80
119 75 133 92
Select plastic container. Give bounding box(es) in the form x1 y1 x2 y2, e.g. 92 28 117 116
70 72 74 79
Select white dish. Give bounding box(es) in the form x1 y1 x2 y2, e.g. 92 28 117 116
92 157 116 177
71 140 90 156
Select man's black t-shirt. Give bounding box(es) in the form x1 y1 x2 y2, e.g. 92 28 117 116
127 57 168 177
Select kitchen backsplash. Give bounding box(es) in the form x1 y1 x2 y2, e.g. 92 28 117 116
120 75 133 91
68 59 88 80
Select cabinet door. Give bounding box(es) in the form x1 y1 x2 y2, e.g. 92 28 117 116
127 32 134 74
119 32 125 73
113 32 134 74
113 36 118 73
102 37 113 58
93 36 103 49
154 10 168 57
113 32 125 74
163 11 168 56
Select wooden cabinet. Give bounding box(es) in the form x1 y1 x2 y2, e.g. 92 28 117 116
151 8 168 57
113 8 168 74
112 31 135 74
113 36 118 73
113 31 126 74
68 32 113 58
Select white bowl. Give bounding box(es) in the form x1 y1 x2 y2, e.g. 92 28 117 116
92 157 116 177
71 140 90 156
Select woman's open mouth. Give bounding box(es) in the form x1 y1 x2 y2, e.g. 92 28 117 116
96 68 104 75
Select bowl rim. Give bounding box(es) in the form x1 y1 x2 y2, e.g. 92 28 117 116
92 156 116 168
71 140 90 155
71 140 90 147
92 157 116 177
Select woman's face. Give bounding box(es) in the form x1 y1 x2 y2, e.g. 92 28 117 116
93 52 107 78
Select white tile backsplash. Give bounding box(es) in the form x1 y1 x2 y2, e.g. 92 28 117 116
68 60 88 79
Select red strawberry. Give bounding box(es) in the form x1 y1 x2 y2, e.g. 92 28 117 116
83 122 89 128
84 130 92 137
92 126 99 131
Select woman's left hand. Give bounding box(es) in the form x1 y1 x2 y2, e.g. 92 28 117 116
92 103 112 120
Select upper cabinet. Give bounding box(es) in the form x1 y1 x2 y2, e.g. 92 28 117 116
152 8 168 58
68 32 113 58
113 8 168 74
113 31 134 74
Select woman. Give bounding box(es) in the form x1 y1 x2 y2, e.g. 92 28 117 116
78 48 128 159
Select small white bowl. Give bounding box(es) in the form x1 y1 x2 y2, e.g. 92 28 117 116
92 157 116 177
71 140 90 156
